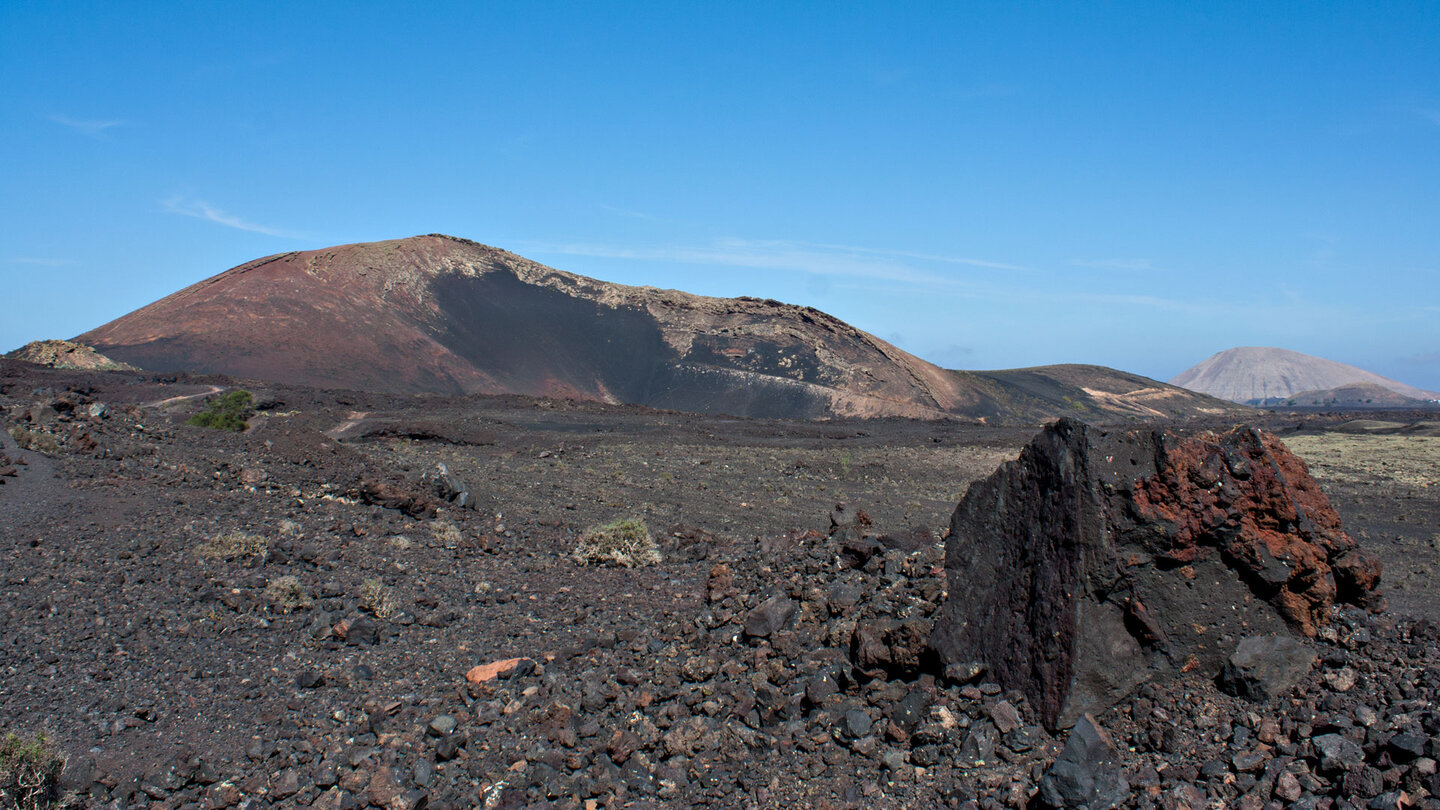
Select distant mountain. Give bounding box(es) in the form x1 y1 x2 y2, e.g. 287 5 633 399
1171 347 1438 405
78 234 1241 423
1279 382 1434 409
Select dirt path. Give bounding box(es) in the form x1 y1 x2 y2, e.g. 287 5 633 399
143 384 224 409
325 409 372 439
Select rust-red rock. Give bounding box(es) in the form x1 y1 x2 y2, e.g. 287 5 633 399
1129 426 1381 636
930 418 1382 730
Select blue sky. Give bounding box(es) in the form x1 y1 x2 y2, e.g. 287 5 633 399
3 2 1438 389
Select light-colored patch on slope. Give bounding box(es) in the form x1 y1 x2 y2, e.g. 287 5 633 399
1285 434 1440 489
675 364 961 421
1079 387 1171 418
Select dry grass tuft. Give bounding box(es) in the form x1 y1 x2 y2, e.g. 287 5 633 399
263 575 313 613
431 519 463 549
7 427 60 456
573 518 660 568
358 578 398 619
197 530 269 562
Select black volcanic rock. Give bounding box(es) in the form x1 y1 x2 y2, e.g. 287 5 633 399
742 594 797 638
929 418 1382 730
1035 715 1129 810
1216 634 1317 700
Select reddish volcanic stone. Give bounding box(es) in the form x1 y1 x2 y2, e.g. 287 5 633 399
465 657 533 684
1128 426 1376 636
931 418 1382 730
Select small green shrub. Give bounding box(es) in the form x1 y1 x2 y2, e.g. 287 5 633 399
0 731 64 810
573 518 660 568
263 575 313 613
187 390 253 432
198 530 269 561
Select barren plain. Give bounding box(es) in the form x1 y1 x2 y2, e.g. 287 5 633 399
3 359 1440 809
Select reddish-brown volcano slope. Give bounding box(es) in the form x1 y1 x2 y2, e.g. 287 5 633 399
79 235 1240 422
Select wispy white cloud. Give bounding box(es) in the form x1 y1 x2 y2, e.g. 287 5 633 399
161 196 304 238
598 205 663 222
802 241 1028 271
7 257 71 267
1070 258 1154 272
50 115 129 136
521 238 1023 286
1068 291 1205 312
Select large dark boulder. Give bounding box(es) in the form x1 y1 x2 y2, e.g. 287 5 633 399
930 418 1381 730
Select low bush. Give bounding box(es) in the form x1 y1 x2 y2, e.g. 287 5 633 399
358 578 397 619
263 575 313 613
0 731 64 810
198 530 269 562
573 518 660 568
187 390 253 432
431 519 462 549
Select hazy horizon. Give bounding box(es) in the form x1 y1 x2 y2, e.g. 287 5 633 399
3 4 1437 388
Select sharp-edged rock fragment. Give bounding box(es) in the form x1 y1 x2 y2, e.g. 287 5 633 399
828 503 869 543
424 462 474 509
1311 732 1366 775
1216 634 1317 700
1036 714 1129 810
465 657 535 684
930 417 1382 730
743 594 797 638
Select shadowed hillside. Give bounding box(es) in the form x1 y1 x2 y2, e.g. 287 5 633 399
78 235 1242 423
